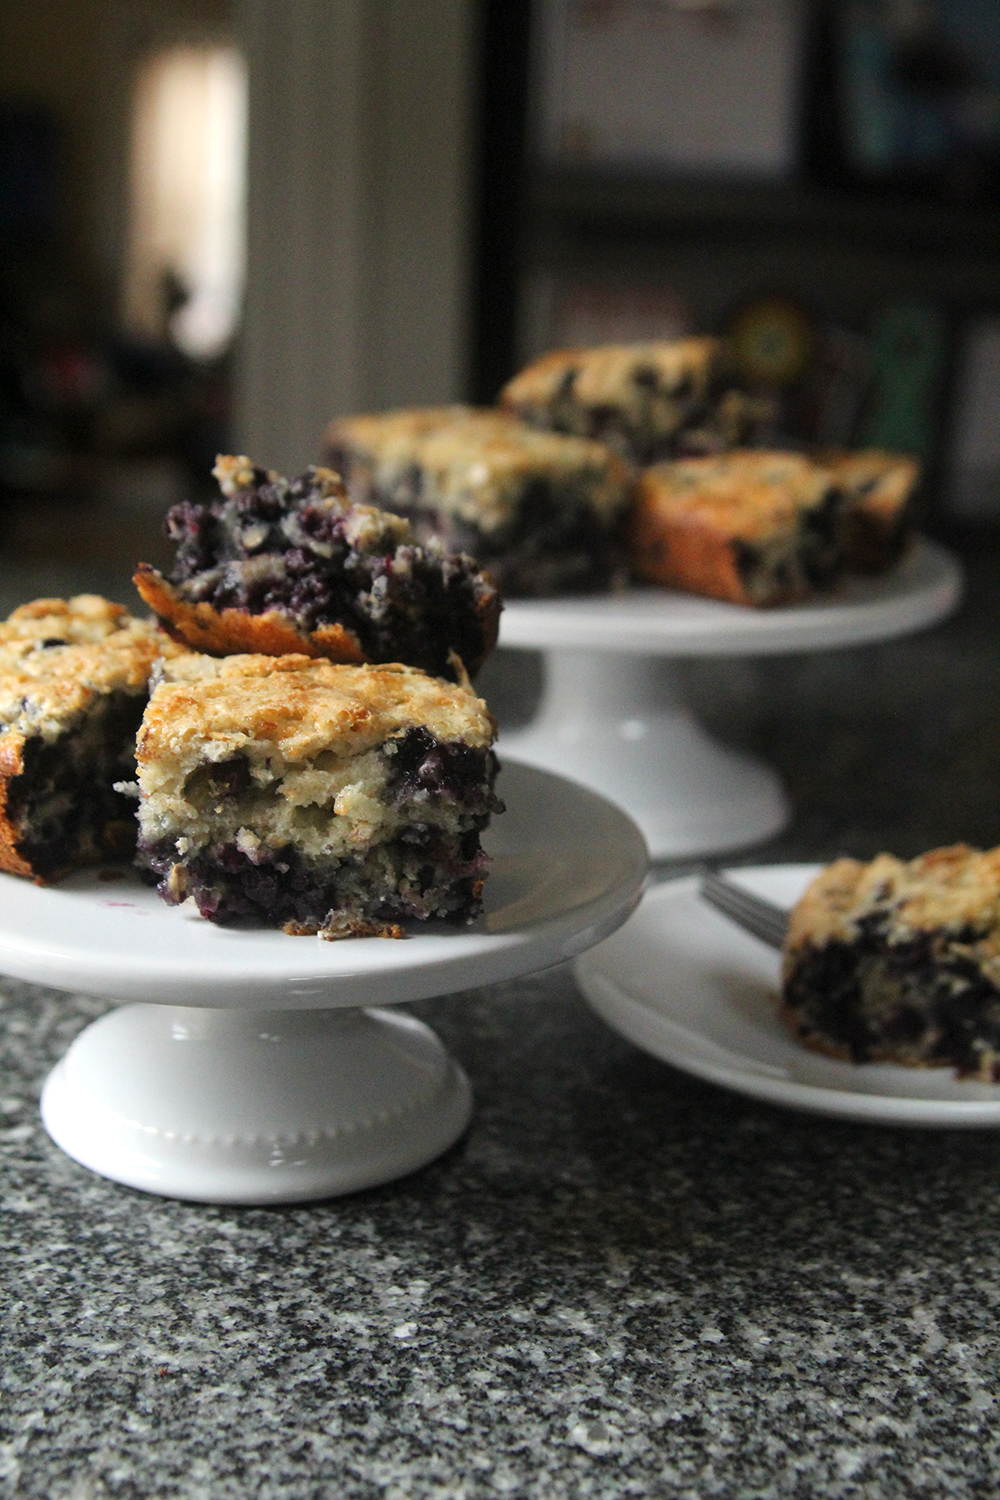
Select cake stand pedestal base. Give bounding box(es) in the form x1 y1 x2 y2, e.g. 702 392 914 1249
41 1003 472 1204
500 651 789 859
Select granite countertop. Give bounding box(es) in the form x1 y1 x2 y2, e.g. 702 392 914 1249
4 540 1000 1499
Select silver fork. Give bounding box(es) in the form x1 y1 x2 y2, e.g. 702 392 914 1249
699 869 789 949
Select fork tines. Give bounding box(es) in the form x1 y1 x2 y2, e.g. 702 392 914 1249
699 869 789 950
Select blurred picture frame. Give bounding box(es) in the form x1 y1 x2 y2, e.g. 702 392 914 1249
533 0 808 179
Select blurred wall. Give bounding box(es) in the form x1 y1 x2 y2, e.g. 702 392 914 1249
0 0 233 289
235 0 476 474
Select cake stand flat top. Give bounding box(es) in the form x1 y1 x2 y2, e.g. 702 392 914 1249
498 538 961 656
0 762 646 1010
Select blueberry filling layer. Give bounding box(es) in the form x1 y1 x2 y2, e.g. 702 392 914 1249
136 727 503 930
162 464 498 679
8 692 147 880
324 455 626 597
511 382 770 466
784 913 1000 1078
142 831 491 928
733 489 846 604
383 728 502 817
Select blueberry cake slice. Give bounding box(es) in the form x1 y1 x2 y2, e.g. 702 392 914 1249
816 449 919 574
0 597 177 882
134 651 503 937
499 339 775 465
628 451 845 606
134 455 501 681
322 407 633 596
783 846 1000 1080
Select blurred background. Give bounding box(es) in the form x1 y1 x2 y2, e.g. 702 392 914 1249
0 0 998 593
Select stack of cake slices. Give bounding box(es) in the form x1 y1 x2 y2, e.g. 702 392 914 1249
322 337 920 609
0 458 505 938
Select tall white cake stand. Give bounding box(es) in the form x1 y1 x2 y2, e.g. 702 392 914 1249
0 762 646 1205
498 538 962 859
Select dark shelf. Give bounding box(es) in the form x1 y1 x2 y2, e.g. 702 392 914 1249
531 168 1000 256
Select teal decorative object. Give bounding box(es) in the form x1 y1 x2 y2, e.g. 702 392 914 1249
861 303 947 457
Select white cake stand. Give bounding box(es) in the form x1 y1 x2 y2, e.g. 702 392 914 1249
498 538 962 859
0 762 646 1205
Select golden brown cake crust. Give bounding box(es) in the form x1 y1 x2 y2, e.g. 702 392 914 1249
784 846 1000 961
139 652 497 778
133 565 367 663
0 594 133 648
500 338 721 416
628 452 838 606
0 605 177 744
324 406 632 533
496 338 772 465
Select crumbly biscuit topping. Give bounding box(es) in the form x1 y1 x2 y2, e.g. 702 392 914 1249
139 653 495 780
786 845 1000 967
0 601 179 744
639 451 834 542
327 407 632 532
816 449 920 521
136 653 497 864
501 338 721 411
0 595 132 650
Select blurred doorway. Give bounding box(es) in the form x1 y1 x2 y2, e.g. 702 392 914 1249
123 42 247 360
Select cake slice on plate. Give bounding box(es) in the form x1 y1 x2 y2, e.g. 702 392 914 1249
816 448 918 574
783 845 1000 1080
323 407 633 596
134 650 503 937
499 338 774 464
0 596 177 881
628 451 846 606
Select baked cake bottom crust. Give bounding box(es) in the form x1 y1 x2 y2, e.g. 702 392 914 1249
141 823 491 939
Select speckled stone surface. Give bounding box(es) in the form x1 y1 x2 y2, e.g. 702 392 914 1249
4 540 1000 1498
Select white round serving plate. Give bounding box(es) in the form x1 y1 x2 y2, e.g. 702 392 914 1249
499 538 961 656
574 864 1000 1128
499 540 962 858
9 761 648 1203
0 761 645 1008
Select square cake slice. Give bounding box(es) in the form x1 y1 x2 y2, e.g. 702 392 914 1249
499 339 775 464
134 455 501 681
816 448 919 573
322 407 633 597
782 846 1000 1079
134 652 503 937
628 451 845 606
0 596 176 882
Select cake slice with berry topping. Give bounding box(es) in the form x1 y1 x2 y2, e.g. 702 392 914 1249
816 448 919 573
322 407 634 596
0 596 178 882
134 455 501 681
134 650 503 937
499 339 774 464
782 845 1000 1079
628 451 846 606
